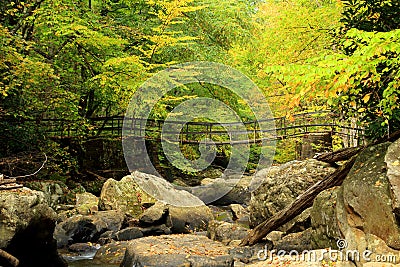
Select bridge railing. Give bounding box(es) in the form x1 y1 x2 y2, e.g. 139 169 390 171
6 111 365 145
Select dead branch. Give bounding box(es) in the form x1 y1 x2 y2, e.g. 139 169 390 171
85 170 107 181
2 153 47 179
0 249 19 267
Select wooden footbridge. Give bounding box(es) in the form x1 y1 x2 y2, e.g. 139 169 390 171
18 111 365 146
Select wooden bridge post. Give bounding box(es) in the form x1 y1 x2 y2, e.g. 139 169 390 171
186 123 189 142
253 121 257 144
117 117 121 136
209 123 212 141
283 117 287 137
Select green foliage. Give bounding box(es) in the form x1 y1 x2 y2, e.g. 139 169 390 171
261 0 400 139
229 0 341 115
273 139 297 164
340 0 400 33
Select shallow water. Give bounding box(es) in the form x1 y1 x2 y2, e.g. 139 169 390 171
61 248 119 267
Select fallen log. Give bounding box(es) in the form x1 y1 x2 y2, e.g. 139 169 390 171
240 155 357 246
0 249 19 267
315 146 363 163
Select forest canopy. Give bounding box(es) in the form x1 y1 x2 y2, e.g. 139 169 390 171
1 0 399 157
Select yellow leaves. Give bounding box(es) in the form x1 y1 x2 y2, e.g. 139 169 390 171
362 93 372 103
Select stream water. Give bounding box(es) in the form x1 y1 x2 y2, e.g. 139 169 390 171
61 249 119 267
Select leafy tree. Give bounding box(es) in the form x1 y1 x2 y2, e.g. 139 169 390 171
229 0 341 116
262 0 400 139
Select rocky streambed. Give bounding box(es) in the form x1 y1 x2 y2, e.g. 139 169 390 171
1 138 400 266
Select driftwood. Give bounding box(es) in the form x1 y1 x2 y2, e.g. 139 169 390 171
240 156 357 246
0 249 19 267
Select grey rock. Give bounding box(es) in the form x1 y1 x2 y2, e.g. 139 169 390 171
310 186 341 249
114 227 143 241
167 204 213 233
140 224 172 236
139 201 168 225
307 141 400 266
249 159 336 228
25 181 68 208
129 171 205 207
207 220 249 244
229 204 249 221
266 231 283 242
0 188 67 267
385 138 400 215
120 234 233 267
336 142 400 266
273 228 314 252
93 241 128 265
54 210 124 247
191 174 253 205
68 242 99 253
75 192 98 215
99 175 156 217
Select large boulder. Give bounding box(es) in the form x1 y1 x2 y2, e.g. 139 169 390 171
54 210 124 248
24 180 68 208
75 192 98 215
139 201 213 233
207 220 249 244
335 142 400 265
166 204 213 233
385 138 400 215
310 186 341 249
193 173 253 205
100 171 211 218
310 141 400 266
249 159 336 228
99 175 156 217
0 188 66 267
120 234 233 267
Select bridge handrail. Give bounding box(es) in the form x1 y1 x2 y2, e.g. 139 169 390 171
3 111 365 144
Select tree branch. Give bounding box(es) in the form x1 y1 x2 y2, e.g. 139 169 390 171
0 249 19 267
